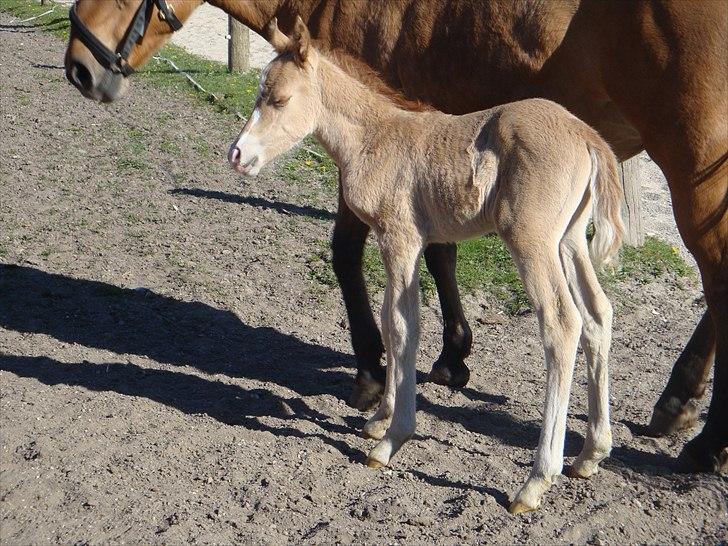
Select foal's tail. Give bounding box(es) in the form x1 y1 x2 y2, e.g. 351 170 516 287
586 138 625 268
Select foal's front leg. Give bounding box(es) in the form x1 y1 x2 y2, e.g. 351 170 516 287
365 236 423 467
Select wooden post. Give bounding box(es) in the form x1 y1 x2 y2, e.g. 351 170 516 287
619 156 644 246
228 16 250 73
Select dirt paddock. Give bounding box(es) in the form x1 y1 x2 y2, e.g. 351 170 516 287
0 14 726 545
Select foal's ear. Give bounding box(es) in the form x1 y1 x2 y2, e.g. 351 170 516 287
291 15 311 66
266 17 290 52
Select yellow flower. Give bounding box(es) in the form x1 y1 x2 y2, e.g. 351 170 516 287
305 160 313 167
671 246 679 254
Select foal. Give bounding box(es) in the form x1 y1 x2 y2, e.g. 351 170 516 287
229 18 625 514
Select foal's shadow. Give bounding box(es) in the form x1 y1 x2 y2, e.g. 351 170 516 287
169 187 336 221
0 265 676 476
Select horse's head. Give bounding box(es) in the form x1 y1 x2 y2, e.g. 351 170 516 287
229 17 319 176
64 0 202 102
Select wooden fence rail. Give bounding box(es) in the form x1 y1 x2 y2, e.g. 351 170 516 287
620 156 644 247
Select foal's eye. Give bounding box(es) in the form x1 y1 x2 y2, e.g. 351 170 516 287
272 96 291 108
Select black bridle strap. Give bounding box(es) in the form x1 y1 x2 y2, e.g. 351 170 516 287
69 5 123 73
156 0 183 31
70 0 185 76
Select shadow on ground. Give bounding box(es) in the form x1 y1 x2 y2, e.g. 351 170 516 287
169 187 336 221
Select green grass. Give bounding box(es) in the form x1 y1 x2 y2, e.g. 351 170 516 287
307 234 693 314
0 0 70 39
605 236 694 285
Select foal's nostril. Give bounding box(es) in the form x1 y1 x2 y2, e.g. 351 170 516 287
67 61 94 93
229 146 241 165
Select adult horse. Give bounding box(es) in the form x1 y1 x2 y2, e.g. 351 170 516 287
64 0 727 473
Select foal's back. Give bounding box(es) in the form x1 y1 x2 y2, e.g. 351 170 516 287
406 99 609 244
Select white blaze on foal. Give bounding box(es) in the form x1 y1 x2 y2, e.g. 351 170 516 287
229 108 264 175
229 17 624 515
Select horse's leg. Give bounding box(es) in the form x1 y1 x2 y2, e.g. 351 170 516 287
424 243 473 388
648 312 715 436
332 183 385 410
508 246 582 514
366 236 422 467
586 0 727 469
668 163 728 472
559 199 613 478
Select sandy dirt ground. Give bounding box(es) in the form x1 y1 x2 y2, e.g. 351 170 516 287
1 12 726 545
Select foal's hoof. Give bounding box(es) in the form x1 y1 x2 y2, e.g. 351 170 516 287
674 436 728 474
365 457 386 469
347 371 384 412
566 462 597 479
362 418 389 441
508 501 538 515
427 361 470 389
646 397 699 437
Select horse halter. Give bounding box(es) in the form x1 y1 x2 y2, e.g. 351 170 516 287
69 0 184 76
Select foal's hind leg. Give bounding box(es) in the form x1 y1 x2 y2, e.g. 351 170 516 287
507 246 582 514
424 243 473 388
332 184 385 410
366 236 422 467
559 213 613 478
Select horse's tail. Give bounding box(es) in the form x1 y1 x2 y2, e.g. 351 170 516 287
586 137 624 268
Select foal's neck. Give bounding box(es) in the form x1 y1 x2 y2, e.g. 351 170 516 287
313 55 408 174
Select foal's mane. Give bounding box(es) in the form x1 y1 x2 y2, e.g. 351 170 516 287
321 47 433 113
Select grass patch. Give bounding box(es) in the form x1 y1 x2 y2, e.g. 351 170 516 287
0 0 71 39
277 137 338 189
604 236 694 285
307 234 693 314
117 156 148 172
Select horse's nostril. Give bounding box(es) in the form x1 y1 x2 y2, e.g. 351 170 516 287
68 61 94 92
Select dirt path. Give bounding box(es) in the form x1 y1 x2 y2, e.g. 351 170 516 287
1 14 726 545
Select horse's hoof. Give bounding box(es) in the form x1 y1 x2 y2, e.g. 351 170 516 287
508 501 537 515
366 457 386 469
675 437 728 474
427 361 470 389
347 371 384 412
646 397 699 437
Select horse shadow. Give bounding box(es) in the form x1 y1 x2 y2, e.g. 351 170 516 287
0 264 352 400
0 353 361 461
169 187 336 221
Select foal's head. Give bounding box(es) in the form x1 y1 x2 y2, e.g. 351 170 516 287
229 18 319 176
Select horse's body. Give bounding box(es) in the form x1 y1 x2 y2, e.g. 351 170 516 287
64 0 728 472
229 18 624 513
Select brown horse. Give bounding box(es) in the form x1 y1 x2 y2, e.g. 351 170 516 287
64 0 727 473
